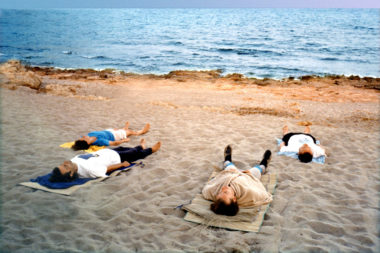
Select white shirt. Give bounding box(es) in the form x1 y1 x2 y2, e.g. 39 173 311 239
71 149 121 178
280 134 325 158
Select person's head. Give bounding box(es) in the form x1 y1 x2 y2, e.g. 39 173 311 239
210 185 239 216
49 160 78 182
72 136 91 151
298 144 313 163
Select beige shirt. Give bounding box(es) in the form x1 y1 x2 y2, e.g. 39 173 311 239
202 168 273 208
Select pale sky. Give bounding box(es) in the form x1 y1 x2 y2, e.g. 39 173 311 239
0 0 379 9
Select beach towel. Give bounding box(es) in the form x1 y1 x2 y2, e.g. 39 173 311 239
19 162 144 195
276 138 325 164
182 166 277 233
60 142 105 153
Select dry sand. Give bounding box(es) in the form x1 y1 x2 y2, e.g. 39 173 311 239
1 64 379 252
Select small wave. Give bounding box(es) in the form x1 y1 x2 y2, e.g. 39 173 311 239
23 47 46 53
217 48 235 53
167 41 184 46
62 50 72 55
318 48 344 56
80 55 110 60
173 62 185 66
39 61 54 66
216 48 283 56
110 40 135 46
304 42 323 47
320 57 339 61
99 62 136 67
161 50 180 54
255 65 304 73
353 25 375 31
0 45 12 49
238 49 283 56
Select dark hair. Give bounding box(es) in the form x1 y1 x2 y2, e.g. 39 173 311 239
298 152 313 163
210 198 239 216
72 140 90 151
49 167 78 183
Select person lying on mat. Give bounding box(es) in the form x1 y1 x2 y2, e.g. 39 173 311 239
202 145 273 216
279 125 325 163
50 139 161 182
72 121 150 151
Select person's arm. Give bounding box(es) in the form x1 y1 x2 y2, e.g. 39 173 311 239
106 161 130 174
280 145 297 153
320 145 327 156
108 138 130 146
313 145 327 157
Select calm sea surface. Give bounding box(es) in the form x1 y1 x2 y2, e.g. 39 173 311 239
0 9 379 78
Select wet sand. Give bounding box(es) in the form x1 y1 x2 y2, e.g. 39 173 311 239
1 62 379 252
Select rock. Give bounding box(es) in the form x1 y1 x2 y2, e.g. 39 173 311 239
39 84 77 96
0 60 42 90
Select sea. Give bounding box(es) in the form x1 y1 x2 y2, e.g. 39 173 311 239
0 8 379 79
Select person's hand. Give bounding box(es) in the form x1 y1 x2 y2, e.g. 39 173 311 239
122 161 130 167
121 138 130 143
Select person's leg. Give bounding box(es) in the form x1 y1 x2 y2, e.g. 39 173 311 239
112 140 160 163
224 145 232 162
259 150 271 168
282 125 289 136
249 150 272 179
112 146 133 152
248 166 264 179
125 123 150 137
113 146 151 163
223 161 238 171
122 121 130 130
223 145 235 170
304 126 311 134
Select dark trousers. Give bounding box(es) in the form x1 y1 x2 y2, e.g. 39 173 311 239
112 146 153 163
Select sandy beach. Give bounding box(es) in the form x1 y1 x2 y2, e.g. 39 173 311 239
1 61 379 252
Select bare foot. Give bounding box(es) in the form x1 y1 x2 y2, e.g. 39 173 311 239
138 123 150 135
124 121 130 130
151 142 161 153
282 125 289 135
140 138 146 149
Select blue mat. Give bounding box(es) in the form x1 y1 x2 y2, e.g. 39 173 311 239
276 138 325 164
20 162 144 195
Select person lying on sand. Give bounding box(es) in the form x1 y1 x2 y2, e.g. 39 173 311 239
279 125 326 163
50 139 160 182
201 145 273 216
72 122 150 150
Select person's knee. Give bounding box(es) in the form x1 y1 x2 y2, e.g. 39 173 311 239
223 161 236 170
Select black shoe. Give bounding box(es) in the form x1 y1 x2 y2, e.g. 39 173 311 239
259 150 272 168
224 145 232 162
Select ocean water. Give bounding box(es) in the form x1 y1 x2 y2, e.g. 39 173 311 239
0 8 379 78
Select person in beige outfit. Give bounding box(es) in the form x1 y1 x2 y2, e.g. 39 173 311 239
202 145 273 216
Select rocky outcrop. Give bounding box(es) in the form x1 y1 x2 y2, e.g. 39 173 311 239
0 60 42 90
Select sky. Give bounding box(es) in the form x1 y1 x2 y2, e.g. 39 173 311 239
0 0 379 9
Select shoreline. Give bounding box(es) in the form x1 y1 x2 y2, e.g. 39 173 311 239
25 64 380 90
